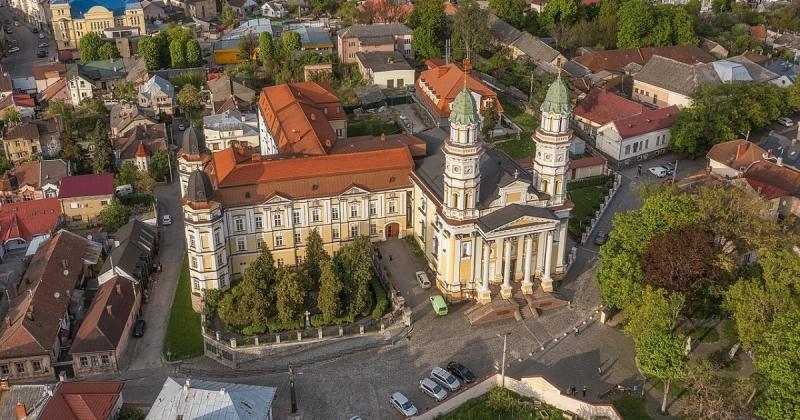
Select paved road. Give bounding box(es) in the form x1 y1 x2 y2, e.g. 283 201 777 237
0 6 56 79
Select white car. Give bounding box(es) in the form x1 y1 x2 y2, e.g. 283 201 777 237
38 32 44 39
37 42 48 48
419 377 448 401
177 123 186 131
431 366 461 392
389 392 417 416
778 117 794 127
7 46 19 53
648 166 668 178
416 271 431 289
13 21 19 27
162 214 173 226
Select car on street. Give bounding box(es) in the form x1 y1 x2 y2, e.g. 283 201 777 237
162 214 173 226
594 231 609 246
13 21 19 27
430 295 448 316
431 366 461 391
389 392 417 416
3 19 10 25
132 319 146 337
663 162 675 176
37 42 48 48
648 166 668 178
177 123 186 131
36 50 46 58
778 117 794 127
4 27 12 34
419 377 448 401
30 27 38 33
446 361 476 384
7 46 19 53
38 33 44 39
416 270 431 289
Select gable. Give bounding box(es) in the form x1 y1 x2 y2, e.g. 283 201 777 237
491 215 555 232
339 185 369 196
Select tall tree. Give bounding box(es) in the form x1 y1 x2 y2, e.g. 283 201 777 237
222 3 238 28
451 0 491 58
2 107 20 125
185 39 202 67
148 150 171 181
97 201 131 231
282 31 301 52
624 286 685 340
617 0 654 49
489 0 527 29
137 36 161 70
338 0 359 26
169 39 187 68
237 33 258 62
539 0 579 31
635 329 688 414
114 81 136 103
480 100 499 139
90 123 114 174
97 42 120 60
408 0 446 58
177 84 204 115
79 32 104 62
753 307 800 419
258 32 275 64
276 270 307 324
317 258 344 322
640 227 715 294
116 162 138 188
303 229 328 286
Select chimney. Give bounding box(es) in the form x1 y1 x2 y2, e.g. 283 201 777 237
310 113 316 121
736 144 745 161
106 305 113 316
116 283 122 295
184 378 191 391
58 371 67 382
219 388 226 395
463 58 472 75
0 378 10 391
15 402 26 420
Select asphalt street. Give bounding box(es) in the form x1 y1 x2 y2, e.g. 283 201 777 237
0 6 57 79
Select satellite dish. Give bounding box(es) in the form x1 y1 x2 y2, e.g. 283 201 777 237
63 270 69 276
54 292 60 299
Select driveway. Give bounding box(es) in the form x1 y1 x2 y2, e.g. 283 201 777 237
389 103 433 135
0 7 56 79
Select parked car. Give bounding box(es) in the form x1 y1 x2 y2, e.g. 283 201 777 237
13 21 19 27
4 27 12 34
177 123 186 131
162 214 173 226
446 361 476 384
648 166 668 178
132 319 146 337
30 27 38 33
416 270 431 289
7 46 19 53
37 42 48 48
778 117 794 127
36 50 46 58
38 32 44 39
115 184 133 196
430 295 448 316
431 366 461 392
419 378 448 401
389 392 417 416
594 231 609 246
662 162 675 175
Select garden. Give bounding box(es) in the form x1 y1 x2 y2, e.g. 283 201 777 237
566 175 615 239
163 257 204 360
203 232 389 335
436 387 565 420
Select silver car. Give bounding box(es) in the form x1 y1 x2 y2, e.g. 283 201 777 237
431 366 461 392
389 392 417 416
419 377 448 401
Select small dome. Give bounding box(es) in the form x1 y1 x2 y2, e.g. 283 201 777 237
540 75 572 115
181 127 207 156
449 87 479 126
186 170 214 202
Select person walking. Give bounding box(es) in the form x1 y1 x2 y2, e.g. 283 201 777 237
582 385 587 397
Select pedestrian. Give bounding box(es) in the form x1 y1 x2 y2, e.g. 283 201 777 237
597 367 602 376
573 327 580 336
582 385 587 397
569 385 576 395
389 255 393 261
637 164 642 177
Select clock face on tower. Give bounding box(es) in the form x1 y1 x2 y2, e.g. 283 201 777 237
464 166 472 174
556 154 564 162
453 166 460 173
544 154 552 161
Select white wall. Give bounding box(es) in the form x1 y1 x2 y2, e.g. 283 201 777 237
597 124 671 162
373 69 416 89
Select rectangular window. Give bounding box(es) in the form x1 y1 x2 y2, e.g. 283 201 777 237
388 200 396 214
100 200 109 206
0 365 8 375
234 218 244 232
296 255 304 265
191 257 198 269
350 204 358 218
189 234 196 249
294 232 301 244
236 238 246 251
645 139 649 149
215 231 222 245
275 235 284 247
625 145 631 155
292 209 301 225
15 362 24 374
369 201 377 216
256 237 264 249
370 223 377 235
461 242 471 258
331 206 339 220
100 355 110 366
332 227 340 239
277 258 285 267
32 360 41 372
255 215 263 230
633 142 639 153
216 253 223 266
70 202 79 209
311 208 320 222
79 357 88 368
91 356 98 366
273 212 283 227
350 224 359 238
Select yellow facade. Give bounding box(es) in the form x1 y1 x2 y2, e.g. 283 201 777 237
60 194 114 227
2 137 39 163
50 2 146 50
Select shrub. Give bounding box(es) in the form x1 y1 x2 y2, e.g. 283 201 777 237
242 322 266 336
310 313 355 327
371 277 388 320
708 349 732 370
567 174 615 190
120 194 155 206
267 319 304 332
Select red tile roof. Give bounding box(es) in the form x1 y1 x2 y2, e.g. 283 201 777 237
744 160 800 200
257 81 345 155
570 155 607 169
750 25 767 41
574 45 714 74
33 63 67 81
574 89 645 126
0 198 62 244
613 105 679 139
416 60 503 118
0 72 12 93
706 139 766 170
70 277 139 354
58 173 115 199
39 381 123 420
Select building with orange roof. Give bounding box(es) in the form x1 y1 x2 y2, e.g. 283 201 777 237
707 139 768 178
38 381 124 420
256 81 347 156
181 77 574 306
415 59 504 127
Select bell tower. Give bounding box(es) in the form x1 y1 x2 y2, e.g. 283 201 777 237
532 74 572 206
442 65 484 220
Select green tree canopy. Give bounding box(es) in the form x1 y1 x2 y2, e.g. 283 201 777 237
409 0 446 58
222 3 238 28
540 0 580 30
79 32 104 62
177 84 204 115
489 0 527 29
185 39 202 67
169 39 187 68
303 229 328 286
282 31 302 52
317 258 344 322
114 81 137 103
115 162 138 187
91 123 114 174
97 201 130 231
258 32 275 64
148 150 171 181
276 269 307 324
451 0 491 58
137 36 161 70
97 42 120 60
635 329 688 413
237 34 258 62
753 307 800 419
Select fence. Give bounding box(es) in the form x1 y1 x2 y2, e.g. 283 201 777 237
411 374 622 420
578 172 623 245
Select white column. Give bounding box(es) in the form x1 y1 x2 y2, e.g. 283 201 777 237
522 235 533 295
471 236 480 290
514 234 524 277
556 221 568 273
535 232 545 276
478 238 492 304
542 230 554 292
453 238 461 290
501 238 512 298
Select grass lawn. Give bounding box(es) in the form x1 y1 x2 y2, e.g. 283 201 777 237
500 98 538 131
436 388 564 420
611 395 652 420
567 184 610 239
347 117 402 136
490 133 534 159
163 257 204 360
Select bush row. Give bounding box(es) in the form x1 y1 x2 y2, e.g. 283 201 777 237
567 174 615 190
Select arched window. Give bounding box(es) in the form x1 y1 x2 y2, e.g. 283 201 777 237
452 193 459 208
555 180 561 195
541 179 549 193
465 192 471 208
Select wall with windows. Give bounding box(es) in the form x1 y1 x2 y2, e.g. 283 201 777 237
50 3 147 50
596 124 671 165
0 355 53 381
60 194 114 227
631 80 692 109
2 137 39 164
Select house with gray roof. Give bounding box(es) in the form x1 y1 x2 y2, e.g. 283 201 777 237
203 110 259 151
146 377 277 420
355 51 415 89
487 14 565 73
66 59 128 105
98 219 157 288
138 75 175 116
337 23 414 64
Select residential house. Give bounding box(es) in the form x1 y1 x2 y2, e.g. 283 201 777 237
738 159 800 220
760 132 800 172
58 173 116 227
0 198 62 253
228 0 258 15
98 219 157 286
0 159 70 202
110 103 157 137
213 18 275 64
293 26 334 51
37 79 71 106
337 23 413 64
113 123 168 171
0 230 101 381
0 383 50 419
707 139 768 178
141 0 167 19
184 0 218 21
764 58 798 85
261 1 287 18
415 59 503 127
33 116 65 158
70 277 141 376
207 73 256 113
33 63 67 93
568 156 609 181
50 0 147 51
572 45 714 76
257 81 347 155
594 105 679 166
0 93 36 120
2 123 42 163
767 31 800 61
66 59 128 105
355 51 415 89
203 110 259 152
146 378 277 420
487 14 565 72
124 57 150 86
138 75 175 116
573 88 645 138
38 381 124 420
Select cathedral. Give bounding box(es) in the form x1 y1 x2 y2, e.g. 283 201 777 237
179 73 573 302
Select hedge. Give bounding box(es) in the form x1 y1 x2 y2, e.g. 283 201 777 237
267 319 304 332
310 313 356 327
567 174 614 190
120 193 155 206
371 276 388 320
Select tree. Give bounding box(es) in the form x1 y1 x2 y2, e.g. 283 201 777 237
317 259 344 322
148 150 171 181
635 329 687 414
97 201 130 231
134 170 155 195
0 155 11 173
282 31 301 52
451 0 491 58
539 0 579 31
338 0 359 26
116 162 138 187
640 227 715 294
137 36 161 70
222 3 238 28
117 406 146 420
624 286 685 341
185 39 202 67
309 0 335 15
617 0 654 49
237 33 258 62
303 229 328 285
114 81 137 103
91 124 114 174
408 0 446 59
154 32 171 69
480 100 499 139
258 32 275 64
79 32 104 62
670 6 698 45
244 246 279 308
682 360 755 420
217 247 278 334
169 39 187 68
336 236 375 317
177 84 204 115
276 270 307 324
358 0 410 24
489 0 527 29
97 42 120 60
753 308 800 419
2 107 20 125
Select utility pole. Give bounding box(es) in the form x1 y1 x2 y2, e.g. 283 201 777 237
497 332 510 388
673 159 678 181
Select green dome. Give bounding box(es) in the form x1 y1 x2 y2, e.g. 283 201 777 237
449 87 479 126
540 75 572 115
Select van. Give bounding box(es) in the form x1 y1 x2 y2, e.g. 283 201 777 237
115 184 133 197
430 295 448 316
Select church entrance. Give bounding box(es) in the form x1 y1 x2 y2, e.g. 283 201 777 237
385 223 400 238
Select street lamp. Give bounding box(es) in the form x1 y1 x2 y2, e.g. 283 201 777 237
497 332 511 388
289 364 298 414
